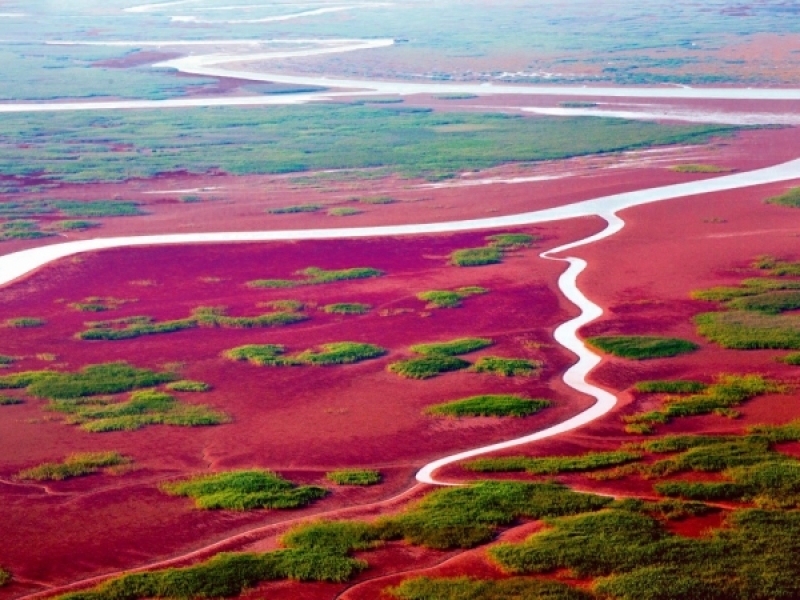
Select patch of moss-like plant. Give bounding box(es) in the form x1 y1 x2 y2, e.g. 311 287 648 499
69 296 133 313
624 374 781 434
486 233 538 249
53 220 100 230
0 395 23 405
426 395 550 418
161 470 327 510
267 203 322 214
387 577 593 600
322 303 371 314
0 568 9 587
450 246 503 267
48 389 228 432
465 450 642 475
388 356 471 379
225 342 386 367
224 344 290 366
472 356 541 377
416 286 488 308
6 317 45 328
780 352 800 365
328 207 362 217
166 380 211 392
51 200 144 217
0 355 14 366
765 186 800 208
586 335 699 360
670 163 734 173
248 266 384 289
695 311 800 349
752 255 800 276
357 195 395 204
0 362 176 399
326 469 382 486
17 451 131 481
410 337 493 356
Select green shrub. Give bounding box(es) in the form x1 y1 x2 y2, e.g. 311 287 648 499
465 450 641 475
328 207 362 217
267 204 322 214
0 355 14 365
471 356 541 377
450 247 502 267
727 291 800 314
426 395 550 418
52 200 144 217
410 338 492 356
486 233 538 249
223 344 290 366
780 352 800 365
670 163 734 173
166 380 211 392
695 311 800 349
586 336 699 360
293 342 386 365
388 576 594 600
326 469 382 486
765 187 800 208
248 267 384 289
322 303 371 314
17 451 130 481
416 287 488 308
0 568 9 587
634 380 708 394
388 356 471 379
161 470 327 510
0 395 23 405
6 317 45 328
54 220 100 230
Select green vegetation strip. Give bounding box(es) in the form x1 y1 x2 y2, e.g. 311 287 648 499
624 374 780 434
586 335 699 360
17 452 130 481
765 186 800 208
388 577 592 600
465 450 641 474
0 395 22 405
670 163 734 173
326 469 382 486
322 303 371 315
695 311 800 349
166 380 210 392
426 395 550 418
753 255 800 276
471 356 541 377
0 106 737 183
0 568 9 588
225 342 386 367
267 204 321 214
248 266 383 289
161 470 327 510
416 286 487 308
450 233 539 267
388 356 471 379
5 317 45 328
410 338 493 356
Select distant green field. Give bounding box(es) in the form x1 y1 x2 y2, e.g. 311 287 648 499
0 107 738 183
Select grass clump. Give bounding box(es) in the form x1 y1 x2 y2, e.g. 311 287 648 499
357 195 395 204
322 303 371 315
166 380 211 392
465 450 642 475
51 200 144 217
472 356 541 377
486 233 538 249
426 395 550 418
49 389 228 432
328 207 362 217
17 451 131 481
54 220 100 230
6 317 45 328
727 291 800 314
695 311 800 349
780 352 800 365
224 344 289 366
765 186 800 208
0 395 23 405
267 204 322 214
586 336 699 360
0 355 15 365
634 380 708 394
450 246 502 267
326 469 382 486
410 337 493 356
388 576 593 600
388 356 471 379
161 470 327 510
293 342 386 365
248 266 384 289
0 362 176 399
0 569 8 587
416 286 488 308
670 163 734 173
752 255 800 276
624 374 780 434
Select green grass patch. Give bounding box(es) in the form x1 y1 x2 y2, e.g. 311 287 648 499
17 451 131 481
624 374 780 433
224 344 289 366
0 355 15 366
0 395 23 405
48 389 228 432
486 233 538 249
436 93 479 100
357 195 395 204
449 246 503 267
410 337 493 356
634 380 708 394
166 380 211 392
765 186 800 208
586 336 699 360
752 255 800 276
161 470 327 510
6 317 45 328
695 311 800 349
53 220 100 230
471 356 541 377
51 200 144 217
670 163 734 173
780 352 800 365
322 303 371 315
727 291 800 314
0 568 9 587
262 299 305 312
426 395 550 418
328 207 362 217
416 286 488 308
248 266 384 289
388 356 471 379
0 362 176 399
388 576 593 600
465 450 642 475
267 204 322 214
225 342 386 367
326 469 382 486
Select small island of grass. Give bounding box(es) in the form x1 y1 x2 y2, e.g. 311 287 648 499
586 335 699 360
425 394 550 418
